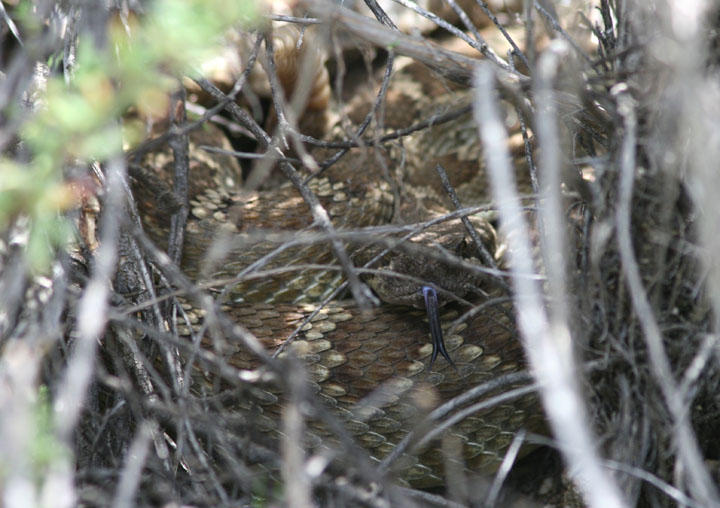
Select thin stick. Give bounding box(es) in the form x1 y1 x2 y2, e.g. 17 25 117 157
474 62 626 508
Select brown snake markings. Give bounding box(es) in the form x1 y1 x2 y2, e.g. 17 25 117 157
134 28 541 487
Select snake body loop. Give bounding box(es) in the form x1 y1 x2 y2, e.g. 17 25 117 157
132 27 541 487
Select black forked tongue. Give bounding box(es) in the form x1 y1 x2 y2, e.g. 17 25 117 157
421 286 455 368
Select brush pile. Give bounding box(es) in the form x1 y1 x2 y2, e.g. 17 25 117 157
1 0 719 506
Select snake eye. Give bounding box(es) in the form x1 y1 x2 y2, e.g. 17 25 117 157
455 237 472 257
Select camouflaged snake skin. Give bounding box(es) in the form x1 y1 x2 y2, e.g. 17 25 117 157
131 32 541 487
182 300 541 487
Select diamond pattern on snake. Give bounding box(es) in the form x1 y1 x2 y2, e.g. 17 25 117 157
130 19 542 488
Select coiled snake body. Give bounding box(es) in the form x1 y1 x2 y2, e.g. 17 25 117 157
133 30 541 488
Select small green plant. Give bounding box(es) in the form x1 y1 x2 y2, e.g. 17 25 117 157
0 0 258 271
29 385 70 477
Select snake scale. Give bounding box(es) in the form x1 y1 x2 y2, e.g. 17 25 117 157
131 21 541 488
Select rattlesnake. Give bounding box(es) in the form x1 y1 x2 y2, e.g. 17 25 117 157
131 20 541 489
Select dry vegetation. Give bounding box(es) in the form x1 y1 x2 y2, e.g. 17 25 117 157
1 0 720 506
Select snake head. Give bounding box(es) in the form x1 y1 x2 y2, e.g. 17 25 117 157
367 215 497 309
